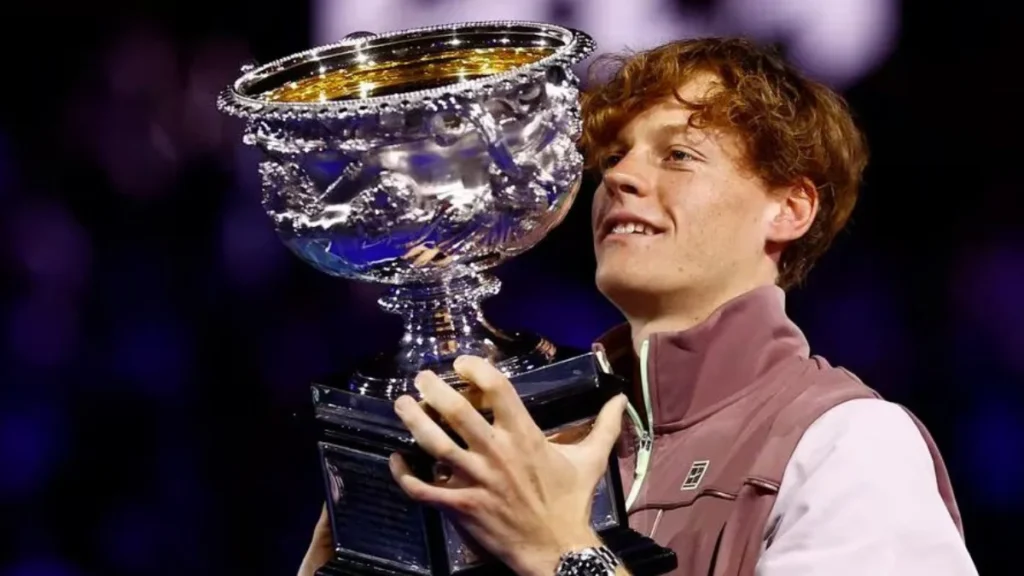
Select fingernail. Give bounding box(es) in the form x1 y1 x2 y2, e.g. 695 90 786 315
452 356 467 370
394 395 411 413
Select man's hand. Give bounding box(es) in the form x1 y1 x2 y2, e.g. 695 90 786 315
297 504 332 576
390 355 628 576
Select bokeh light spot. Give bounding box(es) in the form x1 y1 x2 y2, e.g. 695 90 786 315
111 318 190 397
962 396 1024 507
1 558 80 576
0 403 64 497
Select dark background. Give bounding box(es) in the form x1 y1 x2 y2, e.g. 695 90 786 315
1 1 1020 575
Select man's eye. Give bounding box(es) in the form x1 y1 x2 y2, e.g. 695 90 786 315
600 154 623 170
667 149 693 162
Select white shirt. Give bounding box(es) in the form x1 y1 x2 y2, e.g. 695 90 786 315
756 399 979 575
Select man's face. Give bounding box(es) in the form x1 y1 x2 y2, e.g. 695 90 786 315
591 76 788 316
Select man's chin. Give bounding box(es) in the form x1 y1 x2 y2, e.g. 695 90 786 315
596 269 661 300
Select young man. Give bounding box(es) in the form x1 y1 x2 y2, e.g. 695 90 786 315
300 38 978 576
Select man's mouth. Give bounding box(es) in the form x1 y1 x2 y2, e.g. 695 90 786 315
599 214 665 241
608 222 658 236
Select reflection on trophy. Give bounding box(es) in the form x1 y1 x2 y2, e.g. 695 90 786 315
218 21 676 576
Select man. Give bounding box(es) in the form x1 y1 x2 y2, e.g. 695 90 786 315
300 38 978 576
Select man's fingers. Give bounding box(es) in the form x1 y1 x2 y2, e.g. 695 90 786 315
412 370 496 451
578 394 628 456
394 394 481 475
389 452 467 509
297 504 333 576
452 355 532 427
311 503 331 540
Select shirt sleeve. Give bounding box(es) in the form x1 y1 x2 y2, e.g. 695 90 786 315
755 398 978 576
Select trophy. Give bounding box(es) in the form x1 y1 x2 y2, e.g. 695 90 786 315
218 21 676 576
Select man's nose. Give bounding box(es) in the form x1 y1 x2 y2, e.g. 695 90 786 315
602 155 650 197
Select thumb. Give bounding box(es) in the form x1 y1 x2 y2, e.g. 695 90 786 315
298 504 333 576
579 394 628 457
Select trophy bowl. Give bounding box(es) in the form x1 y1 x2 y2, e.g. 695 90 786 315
218 21 595 396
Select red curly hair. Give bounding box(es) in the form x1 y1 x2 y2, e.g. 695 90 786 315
580 38 869 289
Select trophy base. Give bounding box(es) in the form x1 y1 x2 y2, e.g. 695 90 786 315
314 526 676 575
309 350 678 576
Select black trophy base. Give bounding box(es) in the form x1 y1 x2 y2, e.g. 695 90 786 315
310 351 677 576
315 526 676 575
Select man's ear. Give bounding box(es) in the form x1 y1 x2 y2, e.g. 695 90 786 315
767 178 818 243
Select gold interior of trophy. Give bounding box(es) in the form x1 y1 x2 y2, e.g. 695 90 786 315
260 46 557 102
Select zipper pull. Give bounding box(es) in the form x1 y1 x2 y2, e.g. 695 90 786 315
639 434 653 452
626 428 652 510
635 433 653 478
623 402 650 470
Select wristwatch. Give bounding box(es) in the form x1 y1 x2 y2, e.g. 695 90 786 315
554 545 621 576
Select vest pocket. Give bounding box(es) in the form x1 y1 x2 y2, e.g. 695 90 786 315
636 493 735 576
664 515 729 576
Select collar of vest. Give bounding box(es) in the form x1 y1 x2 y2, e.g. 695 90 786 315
594 284 810 432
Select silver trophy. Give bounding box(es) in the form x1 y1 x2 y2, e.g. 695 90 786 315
218 21 675 576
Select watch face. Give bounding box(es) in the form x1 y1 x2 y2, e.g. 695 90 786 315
562 554 613 576
578 556 608 574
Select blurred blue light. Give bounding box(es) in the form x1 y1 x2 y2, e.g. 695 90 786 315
491 270 620 347
1 558 80 576
797 262 907 390
0 404 63 497
220 200 286 288
818 290 899 369
953 243 1024 374
963 396 1024 507
111 317 190 397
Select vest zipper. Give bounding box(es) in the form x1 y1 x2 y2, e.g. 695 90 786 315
624 338 655 510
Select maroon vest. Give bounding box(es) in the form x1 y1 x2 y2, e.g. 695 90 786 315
595 286 963 576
